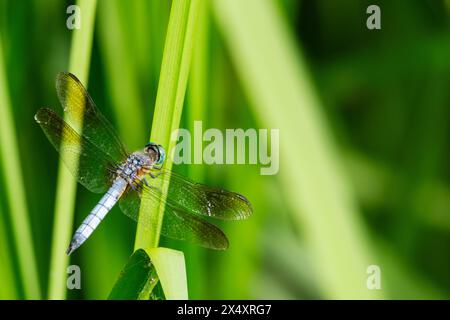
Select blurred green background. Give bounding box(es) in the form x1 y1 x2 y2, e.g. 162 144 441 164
0 0 449 299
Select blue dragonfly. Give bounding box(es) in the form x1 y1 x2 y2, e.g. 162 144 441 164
35 73 252 255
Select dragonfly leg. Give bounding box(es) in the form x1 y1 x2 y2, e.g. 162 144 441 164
143 165 157 179
130 178 144 192
148 168 163 179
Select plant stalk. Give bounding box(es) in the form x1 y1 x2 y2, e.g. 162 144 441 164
134 0 199 250
47 0 97 300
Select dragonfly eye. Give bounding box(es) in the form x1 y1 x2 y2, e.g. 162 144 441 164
145 142 166 166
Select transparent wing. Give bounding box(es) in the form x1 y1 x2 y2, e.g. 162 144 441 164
35 108 116 193
148 168 253 221
56 72 128 163
119 187 229 250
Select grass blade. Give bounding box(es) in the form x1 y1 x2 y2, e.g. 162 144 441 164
213 0 384 299
0 204 18 299
133 0 199 300
0 30 41 299
134 0 199 250
47 0 97 299
108 249 158 300
146 247 188 300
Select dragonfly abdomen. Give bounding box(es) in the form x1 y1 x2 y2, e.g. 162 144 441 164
66 178 128 255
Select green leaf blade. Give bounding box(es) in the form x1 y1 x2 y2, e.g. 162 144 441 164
146 247 188 300
108 249 158 300
134 0 199 251
47 0 98 300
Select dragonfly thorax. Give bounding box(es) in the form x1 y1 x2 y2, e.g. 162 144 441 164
116 152 152 185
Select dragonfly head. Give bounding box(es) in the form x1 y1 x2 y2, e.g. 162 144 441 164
145 142 166 166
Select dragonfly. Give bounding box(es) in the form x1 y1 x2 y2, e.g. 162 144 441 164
35 72 252 255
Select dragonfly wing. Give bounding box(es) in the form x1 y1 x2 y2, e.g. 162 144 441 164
161 203 229 250
56 72 128 163
148 168 253 221
35 108 115 193
119 187 229 250
118 188 140 222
